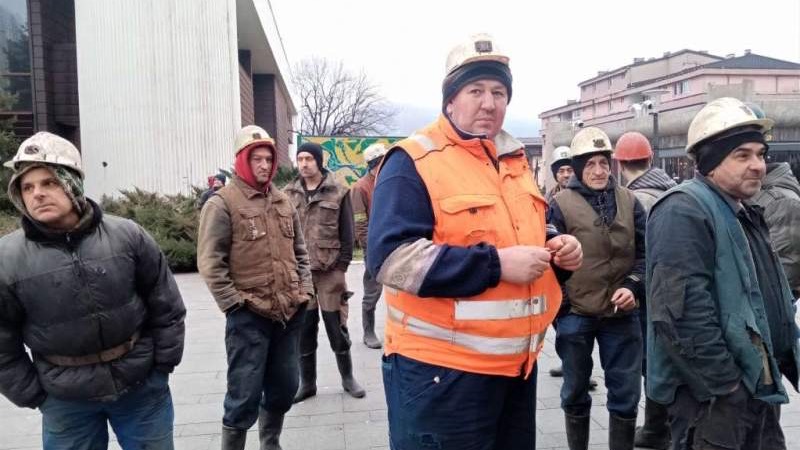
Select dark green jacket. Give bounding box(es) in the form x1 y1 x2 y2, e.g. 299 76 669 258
646 178 800 405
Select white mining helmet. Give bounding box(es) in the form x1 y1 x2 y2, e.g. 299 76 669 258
445 33 510 76
685 97 774 157
3 131 84 178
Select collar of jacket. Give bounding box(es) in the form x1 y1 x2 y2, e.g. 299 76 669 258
232 176 281 202
286 173 338 196
694 172 745 214
22 198 103 244
436 114 525 161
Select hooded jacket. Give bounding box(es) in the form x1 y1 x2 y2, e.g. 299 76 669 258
626 167 677 212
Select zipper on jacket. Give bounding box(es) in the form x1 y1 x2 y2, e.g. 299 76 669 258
481 142 499 172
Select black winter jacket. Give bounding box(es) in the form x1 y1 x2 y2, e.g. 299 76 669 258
0 201 186 408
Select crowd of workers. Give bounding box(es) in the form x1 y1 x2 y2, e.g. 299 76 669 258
1 32 799 450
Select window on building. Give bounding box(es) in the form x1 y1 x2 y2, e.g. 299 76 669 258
571 110 581 120
0 0 32 112
673 80 690 96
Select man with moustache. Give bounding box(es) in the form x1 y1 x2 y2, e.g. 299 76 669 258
367 33 583 449
646 97 800 450
198 125 314 450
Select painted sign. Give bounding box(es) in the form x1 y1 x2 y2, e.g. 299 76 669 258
298 136 404 186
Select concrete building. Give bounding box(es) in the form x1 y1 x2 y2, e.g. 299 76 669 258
0 0 297 198
539 49 800 187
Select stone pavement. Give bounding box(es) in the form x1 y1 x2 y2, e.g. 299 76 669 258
2 264 800 449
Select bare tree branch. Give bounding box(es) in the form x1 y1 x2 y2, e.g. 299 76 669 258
293 57 397 136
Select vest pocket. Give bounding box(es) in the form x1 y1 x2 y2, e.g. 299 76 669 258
237 208 267 241
439 195 498 245
317 200 340 225
313 239 341 270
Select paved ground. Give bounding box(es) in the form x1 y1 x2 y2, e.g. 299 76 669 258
2 264 800 449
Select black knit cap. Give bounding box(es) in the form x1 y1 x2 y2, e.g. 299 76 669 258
551 159 572 179
297 142 326 173
442 60 512 108
695 126 768 175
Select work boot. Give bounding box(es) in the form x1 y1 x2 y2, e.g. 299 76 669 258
293 352 317 403
362 307 382 349
609 414 637 450
564 414 590 450
549 365 563 377
634 398 671 449
258 408 285 450
221 425 247 450
335 352 366 398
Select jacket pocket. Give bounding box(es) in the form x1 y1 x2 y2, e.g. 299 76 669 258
275 204 295 238
317 200 340 226
313 239 341 270
236 208 267 241
438 194 498 245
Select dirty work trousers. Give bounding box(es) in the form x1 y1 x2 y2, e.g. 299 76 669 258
223 307 303 430
667 384 785 450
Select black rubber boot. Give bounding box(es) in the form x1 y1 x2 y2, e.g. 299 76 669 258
221 425 247 450
564 414 590 450
609 414 637 450
292 352 317 403
293 309 319 404
335 352 366 398
634 398 671 449
258 408 285 450
362 307 382 349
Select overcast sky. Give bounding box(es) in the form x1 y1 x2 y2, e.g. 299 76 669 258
270 0 800 137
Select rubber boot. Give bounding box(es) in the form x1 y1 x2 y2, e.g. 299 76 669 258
564 414 590 450
221 425 247 450
634 398 671 449
362 307 382 349
293 352 317 403
549 365 563 377
258 408 285 450
609 414 637 450
293 309 319 404
335 352 366 398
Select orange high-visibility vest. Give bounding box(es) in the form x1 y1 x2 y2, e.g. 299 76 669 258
383 115 562 378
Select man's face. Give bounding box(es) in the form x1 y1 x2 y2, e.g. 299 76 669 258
581 154 611 190
297 152 320 179
707 142 767 201
446 79 508 140
556 165 573 188
19 167 77 229
249 147 274 185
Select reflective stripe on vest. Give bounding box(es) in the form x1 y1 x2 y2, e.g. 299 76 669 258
408 134 437 152
454 297 547 320
388 305 546 355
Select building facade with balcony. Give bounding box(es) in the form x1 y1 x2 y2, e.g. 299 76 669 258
539 49 800 187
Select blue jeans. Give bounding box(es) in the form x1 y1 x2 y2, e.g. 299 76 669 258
223 307 303 430
382 353 538 450
40 370 174 450
556 311 642 418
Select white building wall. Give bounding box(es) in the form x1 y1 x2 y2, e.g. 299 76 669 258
75 0 241 197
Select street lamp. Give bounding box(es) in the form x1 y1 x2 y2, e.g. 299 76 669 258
642 88 671 166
